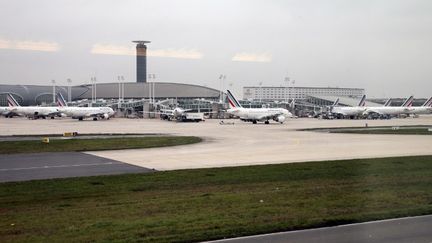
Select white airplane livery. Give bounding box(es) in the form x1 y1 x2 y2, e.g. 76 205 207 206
159 107 193 120
407 97 432 114
57 93 114 121
364 96 414 116
331 95 367 117
0 106 11 117
7 93 59 119
226 90 292 124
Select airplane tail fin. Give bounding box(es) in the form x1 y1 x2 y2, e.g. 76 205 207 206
226 90 243 109
401 95 414 107
56 93 68 107
7 93 20 107
422 97 432 107
332 98 340 107
358 95 366 107
383 98 392 107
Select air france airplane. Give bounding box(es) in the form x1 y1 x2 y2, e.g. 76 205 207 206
331 95 367 117
7 93 59 119
407 97 432 115
364 96 414 116
226 90 293 124
57 93 114 121
0 106 12 117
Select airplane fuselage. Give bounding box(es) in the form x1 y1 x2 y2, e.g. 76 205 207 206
59 106 115 120
407 107 432 114
365 106 413 115
10 106 59 118
227 107 292 123
332 106 366 116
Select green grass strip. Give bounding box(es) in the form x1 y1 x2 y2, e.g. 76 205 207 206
330 128 432 135
301 126 432 135
0 136 202 154
1 156 432 242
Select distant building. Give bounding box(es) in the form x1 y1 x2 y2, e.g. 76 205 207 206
243 86 365 101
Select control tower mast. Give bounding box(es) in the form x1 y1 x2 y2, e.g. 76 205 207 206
132 41 151 83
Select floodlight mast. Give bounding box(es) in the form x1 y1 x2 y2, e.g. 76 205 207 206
132 41 151 83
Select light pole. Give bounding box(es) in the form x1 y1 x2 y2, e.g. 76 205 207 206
152 74 156 103
259 81 263 103
121 76 125 102
90 77 97 105
94 77 97 102
51 80 56 104
284 77 290 103
117 75 124 108
67 78 72 103
148 74 156 103
219 74 226 103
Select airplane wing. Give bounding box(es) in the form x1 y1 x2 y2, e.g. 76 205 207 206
332 111 347 116
364 108 383 115
144 110 173 115
256 112 284 121
85 111 110 118
159 109 174 114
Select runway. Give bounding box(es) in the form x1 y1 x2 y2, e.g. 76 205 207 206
1 116 432 172
0 152 154 182
209 215 432 243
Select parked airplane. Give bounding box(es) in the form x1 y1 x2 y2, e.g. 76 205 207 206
407 97 432 115
57 93 114 121
159 107 192 120
383 98 392 107
0 106 11 117
363 96 414 116
226 90 292 124
7 93 59 119
331 95 367 117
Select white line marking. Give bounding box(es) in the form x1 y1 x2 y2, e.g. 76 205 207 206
0 162 117 172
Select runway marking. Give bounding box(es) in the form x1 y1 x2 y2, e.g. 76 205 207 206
0 162 119 172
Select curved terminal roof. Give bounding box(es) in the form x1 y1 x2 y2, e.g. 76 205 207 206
0 82 220 106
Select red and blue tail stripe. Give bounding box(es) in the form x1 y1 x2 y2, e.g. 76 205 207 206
227 90 242 108
358 95 366 107
402 96 414 107
422 97 432 107
56 93 67 107
7 93 20 107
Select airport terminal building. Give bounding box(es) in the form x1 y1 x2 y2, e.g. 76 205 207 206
243 86 365 101
0 82 221 106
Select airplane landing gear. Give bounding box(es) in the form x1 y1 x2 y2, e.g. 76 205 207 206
93 117 98 121
264 121 270 124
252 120 257 124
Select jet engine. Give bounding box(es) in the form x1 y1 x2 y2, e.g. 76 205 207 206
103 113 109 119
274 115 286 123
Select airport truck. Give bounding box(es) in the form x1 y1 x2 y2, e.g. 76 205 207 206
178 112 205 122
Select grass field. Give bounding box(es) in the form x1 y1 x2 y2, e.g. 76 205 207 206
330 128 432 135
1 156 432 242
0 136 201 154
302 126 432 135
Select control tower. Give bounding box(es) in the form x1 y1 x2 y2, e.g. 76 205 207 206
132 41 151 83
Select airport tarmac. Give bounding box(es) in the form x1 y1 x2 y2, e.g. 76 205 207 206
209 215 432 243
0 152 153 182
1 116 431 172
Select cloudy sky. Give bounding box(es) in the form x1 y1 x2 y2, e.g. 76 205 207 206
0 0 431 98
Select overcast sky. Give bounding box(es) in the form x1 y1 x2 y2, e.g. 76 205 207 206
1 0 431 98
